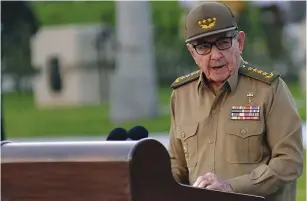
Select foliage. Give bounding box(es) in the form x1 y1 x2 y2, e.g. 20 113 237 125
31 1 183 45
2 18 38 92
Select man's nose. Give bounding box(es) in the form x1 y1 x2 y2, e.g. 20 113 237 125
210 45 223 60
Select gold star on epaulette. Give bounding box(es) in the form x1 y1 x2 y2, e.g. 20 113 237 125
239 63 280 85
171 70 201 89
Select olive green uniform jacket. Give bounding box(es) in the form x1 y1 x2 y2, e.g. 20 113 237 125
168 59 304 201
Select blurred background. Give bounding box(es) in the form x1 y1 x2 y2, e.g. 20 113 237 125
0 1 306 199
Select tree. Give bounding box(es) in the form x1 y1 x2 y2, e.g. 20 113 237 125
1 1 40 92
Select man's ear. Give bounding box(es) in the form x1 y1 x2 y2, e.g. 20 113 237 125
237 31 245 54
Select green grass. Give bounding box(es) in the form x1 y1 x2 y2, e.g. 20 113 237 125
32 1 182 27
3 82 305 138
288 82 306 121
32 1 116 26
3 90 172 138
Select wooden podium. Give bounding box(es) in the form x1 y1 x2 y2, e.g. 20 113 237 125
1 139 265 201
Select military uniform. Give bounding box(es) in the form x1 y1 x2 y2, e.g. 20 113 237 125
168 2 304 201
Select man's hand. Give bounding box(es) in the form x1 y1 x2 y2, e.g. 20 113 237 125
193 172 233 192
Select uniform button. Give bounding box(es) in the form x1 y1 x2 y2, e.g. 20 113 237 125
183 146 188 157
183 147 188 158
212 110 216 114
240 129 247 135
181 132 185 138
208 138 214 144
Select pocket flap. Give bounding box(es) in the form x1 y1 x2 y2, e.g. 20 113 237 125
227 122 264 138
176 123 198 141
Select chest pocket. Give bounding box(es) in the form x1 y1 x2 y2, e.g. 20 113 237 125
176 123 199 167
226 121 264 164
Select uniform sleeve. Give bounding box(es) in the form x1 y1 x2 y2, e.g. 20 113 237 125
228 78 304 196
168 90 190 184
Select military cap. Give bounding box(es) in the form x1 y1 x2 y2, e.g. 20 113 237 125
185 1 238 43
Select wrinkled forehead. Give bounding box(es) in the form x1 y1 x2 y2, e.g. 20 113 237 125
191 31 234 45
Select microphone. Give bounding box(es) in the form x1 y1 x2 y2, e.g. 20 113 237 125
106 127 128 141
127 126 149 141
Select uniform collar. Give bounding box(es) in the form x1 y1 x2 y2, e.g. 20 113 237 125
197 71 207 89
197 56 244 93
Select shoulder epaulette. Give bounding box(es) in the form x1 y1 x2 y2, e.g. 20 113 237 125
239 62 280 85
171 70 201 89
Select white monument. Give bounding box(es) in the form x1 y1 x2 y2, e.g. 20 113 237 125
109 1 158 122
31 23 115 107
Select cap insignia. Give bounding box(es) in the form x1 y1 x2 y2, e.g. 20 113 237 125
197 17 216 29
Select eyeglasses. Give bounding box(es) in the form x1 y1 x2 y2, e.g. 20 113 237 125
192 33 237 55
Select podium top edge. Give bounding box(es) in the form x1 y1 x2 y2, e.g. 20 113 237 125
1 138 164 164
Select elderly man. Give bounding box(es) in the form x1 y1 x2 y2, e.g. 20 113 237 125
168 2 304 201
